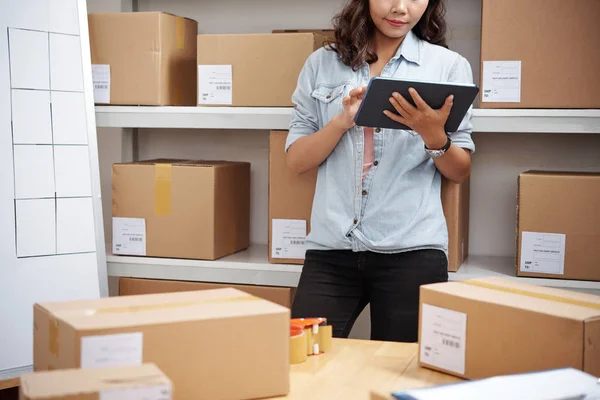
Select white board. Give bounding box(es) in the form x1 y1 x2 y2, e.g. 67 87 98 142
0 0 107 379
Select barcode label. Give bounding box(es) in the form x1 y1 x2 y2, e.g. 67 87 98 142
420 304 467 375
216 85 231 90
113 217 146 256
129 237 143 242
92 64 110 103
198 65 233 105
290 240 306 245
443 339 460 349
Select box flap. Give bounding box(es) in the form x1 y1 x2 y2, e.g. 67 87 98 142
114 159 244 168
21 364 169 398
422 277 600 321
36 288 289 331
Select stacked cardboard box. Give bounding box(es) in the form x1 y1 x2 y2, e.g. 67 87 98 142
197 33 327 106
480 0 600 108
20 364 171 400
89 12 198 106
516 171 600 281
272 28 335 41
34 288 290 400
112 159 250 260
268 130 470 271
418 277 600 379
119 277 296 308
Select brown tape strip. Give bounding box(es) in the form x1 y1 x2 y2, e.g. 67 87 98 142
154 164 172 216
92 295 261 314
176 17 185 49
48 318 59 356
461 280 600 310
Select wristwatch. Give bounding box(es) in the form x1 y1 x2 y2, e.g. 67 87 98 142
424 134 452 158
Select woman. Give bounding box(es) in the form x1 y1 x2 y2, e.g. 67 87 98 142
286 0 475 342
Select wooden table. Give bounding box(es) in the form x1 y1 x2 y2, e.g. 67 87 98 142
277 338 460 399
0 339 459 399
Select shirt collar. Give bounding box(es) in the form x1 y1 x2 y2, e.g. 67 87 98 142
392 30 421 65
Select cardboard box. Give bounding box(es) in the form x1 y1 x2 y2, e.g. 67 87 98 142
20 364 171 400
119 277 295 308
112 159 250 260
480 0 600 108
268 130 469 271
268 131 317 264
89 12 198 106
418 277 600 379
273 29 335 41
34 288 290 400
516 171 600 281
197 33 327 107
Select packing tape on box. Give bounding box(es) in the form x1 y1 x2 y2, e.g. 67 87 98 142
462 280 600 310
154 164 172 216
48 317 59 356
48 295 262 357
176 17 185 49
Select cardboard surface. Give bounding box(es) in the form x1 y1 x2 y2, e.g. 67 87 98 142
112 159 250 260
20 364 170 400
516 171 600 281
480 0 600 108
33 288 290 400
418 277 600 379
272 29 335 41
119 277 295 308
89 12 198 106
197 33 326 107
268 131 469 271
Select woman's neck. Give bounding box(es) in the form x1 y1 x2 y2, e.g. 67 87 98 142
373 30 406 64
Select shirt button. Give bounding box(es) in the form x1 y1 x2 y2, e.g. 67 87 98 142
362 190 368 195
375 128 381 133
353 218 358 224
373 161 379 166
326 95 332 99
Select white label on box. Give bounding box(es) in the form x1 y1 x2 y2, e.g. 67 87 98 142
92 64 110 103
482 61 521 103
420 304 467 375
113 217 146 256
272 219 307 259
81 332 143 369
197 65 233 105
100 385 172 400
520 231 566 275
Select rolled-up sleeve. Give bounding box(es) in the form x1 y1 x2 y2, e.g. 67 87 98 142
447 55 476 153
286 56 319 152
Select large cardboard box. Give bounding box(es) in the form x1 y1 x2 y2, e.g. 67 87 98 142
197 33 327 107
480 0 600 108
112 159 250 260
89 12 198 106
20 364 171 400
268 130 469 271
418 277 600 380
34 288 290 400
516 171 600 281
119 277 295 308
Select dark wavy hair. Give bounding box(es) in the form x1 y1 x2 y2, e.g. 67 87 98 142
328 0 448 70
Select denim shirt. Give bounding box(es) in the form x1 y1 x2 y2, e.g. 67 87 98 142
286 30 475 255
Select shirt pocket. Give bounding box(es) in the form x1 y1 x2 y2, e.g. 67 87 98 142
311 84 347 125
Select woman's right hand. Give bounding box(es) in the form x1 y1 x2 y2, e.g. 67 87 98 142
334 87 367 130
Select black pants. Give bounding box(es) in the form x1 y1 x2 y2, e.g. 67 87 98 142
291 249 448 342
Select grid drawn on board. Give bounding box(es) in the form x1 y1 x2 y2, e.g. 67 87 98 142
7 20 96 259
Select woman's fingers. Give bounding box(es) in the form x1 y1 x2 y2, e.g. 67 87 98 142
389 95 411 117
383 110 406 124
349 86 366 99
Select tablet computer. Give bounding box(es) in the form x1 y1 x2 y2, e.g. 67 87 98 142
354 77 479 133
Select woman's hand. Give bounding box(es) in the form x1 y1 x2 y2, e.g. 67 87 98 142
333 86 367 131
384 87 453 149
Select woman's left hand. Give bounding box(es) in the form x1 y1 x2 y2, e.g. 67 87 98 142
384 88 453 148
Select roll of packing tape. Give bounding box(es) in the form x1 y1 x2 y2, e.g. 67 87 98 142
290 324 308 364
290 318 333 360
